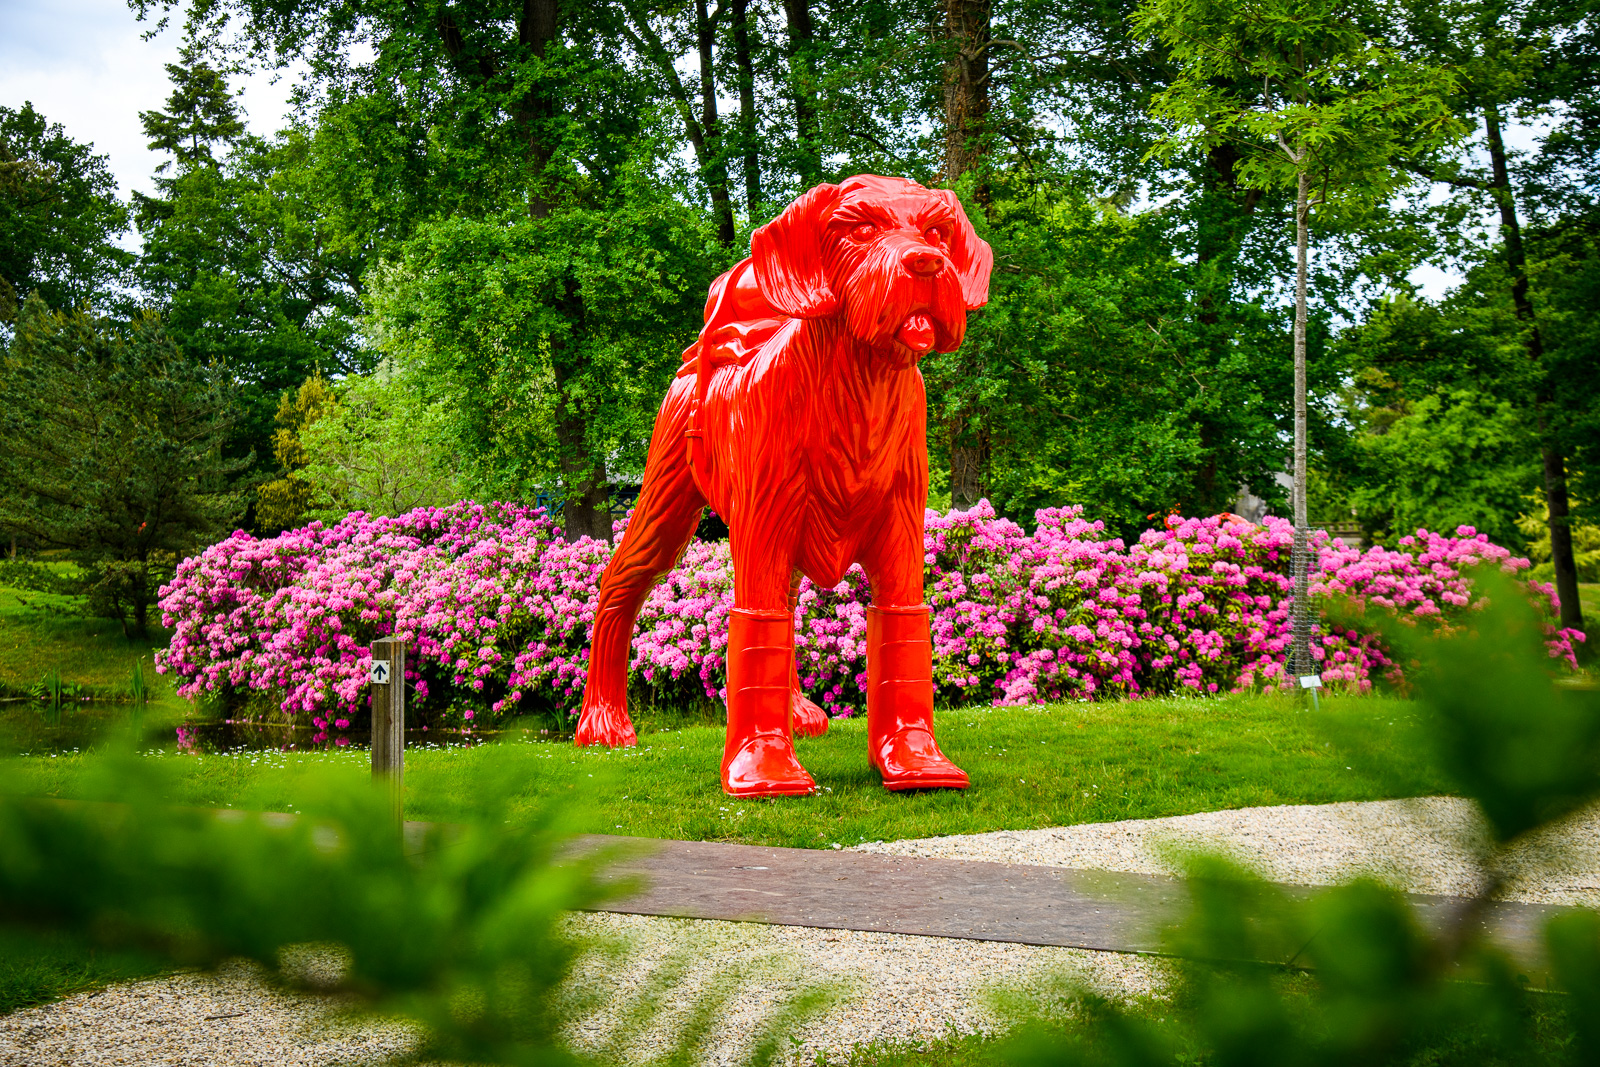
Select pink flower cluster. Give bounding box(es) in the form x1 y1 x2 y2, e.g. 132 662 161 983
155 501 1585 726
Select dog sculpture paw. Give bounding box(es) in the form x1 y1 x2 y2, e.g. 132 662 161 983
723 735 817 797
574 699 638 749
791 690 829 737
873 728 969 791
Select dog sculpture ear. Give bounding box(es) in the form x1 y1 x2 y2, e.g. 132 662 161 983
937 190 994 311
751 183 843 318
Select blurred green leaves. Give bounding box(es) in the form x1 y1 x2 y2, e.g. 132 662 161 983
0 744 608 1064
1003 568 1600 1066
1336 567 1600 843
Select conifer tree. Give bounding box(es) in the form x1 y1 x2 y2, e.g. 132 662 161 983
138 32 245 178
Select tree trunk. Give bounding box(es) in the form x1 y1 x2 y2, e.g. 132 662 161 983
941 0 990 199
949 432 987 510
1484 104 1584 633
1290 168 1312 679
781 0 822 186
696 0 736 245
516 0 562 219
554 380 612 541
1292 170 1308 534
941 0 991 507
731 0 763 217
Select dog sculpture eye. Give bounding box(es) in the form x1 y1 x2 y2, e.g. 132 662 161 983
851 223 878 241
925 224 951 245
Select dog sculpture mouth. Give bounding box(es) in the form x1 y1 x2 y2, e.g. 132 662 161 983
894 313 936 353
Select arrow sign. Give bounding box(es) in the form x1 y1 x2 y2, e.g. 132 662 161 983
370 660 391 685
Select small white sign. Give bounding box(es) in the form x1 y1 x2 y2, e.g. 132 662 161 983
1297 674 1323 689
370 660 391 685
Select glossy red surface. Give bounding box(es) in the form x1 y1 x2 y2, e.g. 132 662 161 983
576 175 993 796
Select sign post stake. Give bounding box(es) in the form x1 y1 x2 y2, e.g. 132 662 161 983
370 638 405 825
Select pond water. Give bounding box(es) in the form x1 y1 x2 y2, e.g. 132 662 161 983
1 704 545 756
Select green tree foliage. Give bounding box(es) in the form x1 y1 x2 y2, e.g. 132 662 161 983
297 370 463 522
134 46 369 473
0 294 248 637
364 193 723 507
925 176 1307 534
137 32 246 175
1391 0 1597 631
255 372 339 532
1348 388 1537 547
1323 214 1600 566
0 104 131 320
1325 288 1538 548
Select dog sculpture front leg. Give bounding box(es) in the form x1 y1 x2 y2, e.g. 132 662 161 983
721 512 816 797
861 513 969 790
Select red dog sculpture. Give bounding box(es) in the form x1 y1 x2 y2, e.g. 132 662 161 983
576 175 993 797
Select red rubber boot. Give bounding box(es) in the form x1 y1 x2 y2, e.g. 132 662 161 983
867 605 969 791
722 608 817 797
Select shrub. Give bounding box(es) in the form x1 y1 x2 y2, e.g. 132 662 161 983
156 501 1584 729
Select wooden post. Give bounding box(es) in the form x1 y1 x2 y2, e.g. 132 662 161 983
370 638 405 824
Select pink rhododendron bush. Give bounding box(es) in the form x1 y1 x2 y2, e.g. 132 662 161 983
155 500 1584 729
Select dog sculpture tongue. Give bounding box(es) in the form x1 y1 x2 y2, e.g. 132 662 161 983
895 313 935 353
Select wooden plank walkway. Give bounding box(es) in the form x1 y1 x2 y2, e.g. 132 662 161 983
573 834 1568 968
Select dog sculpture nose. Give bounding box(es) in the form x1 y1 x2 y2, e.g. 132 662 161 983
902 248 946 276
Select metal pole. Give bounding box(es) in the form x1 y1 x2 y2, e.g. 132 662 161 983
370 638 405 824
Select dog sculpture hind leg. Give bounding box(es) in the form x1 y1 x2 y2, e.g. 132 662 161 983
575 276 827 754
573 375 706 749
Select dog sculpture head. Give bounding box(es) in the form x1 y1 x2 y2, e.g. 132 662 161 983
750 176 993 364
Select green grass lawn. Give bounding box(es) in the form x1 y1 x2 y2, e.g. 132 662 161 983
0 579 184 700
0 927 168 1016
1581 582 1599 625
6 691 1446 849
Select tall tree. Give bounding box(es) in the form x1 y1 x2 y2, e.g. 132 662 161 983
0 294 247 636
1136 0 1462 674
0 103 131 320
1394 0 1594 634
138 33 246 176
940 0 993 510
136 122 368 476
730 0 763 215
138 0 650 540
615 0 737 245
782 0 824 186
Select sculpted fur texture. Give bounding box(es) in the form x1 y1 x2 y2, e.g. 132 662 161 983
576 175 994 797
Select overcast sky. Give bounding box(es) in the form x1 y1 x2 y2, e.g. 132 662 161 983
1 0 294 201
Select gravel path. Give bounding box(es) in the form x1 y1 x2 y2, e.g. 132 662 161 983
854 796 1600 909
0 920 1163 1067
7 795 1597 1065
0 958 421 1067
563 912 1166 1066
